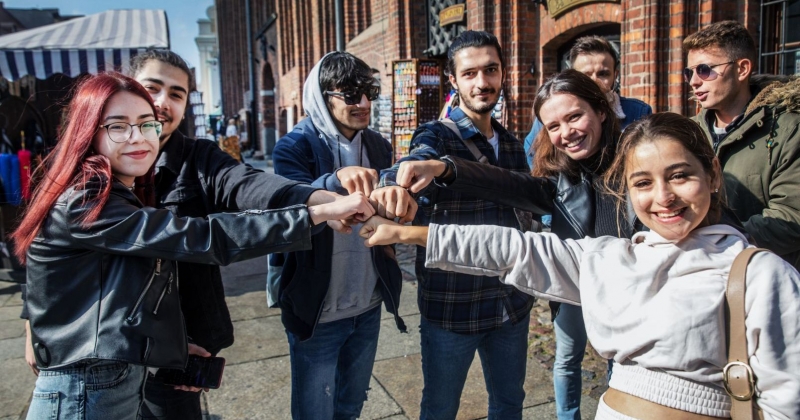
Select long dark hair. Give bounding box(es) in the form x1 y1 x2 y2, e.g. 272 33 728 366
531 69 620 178
604 112 726 226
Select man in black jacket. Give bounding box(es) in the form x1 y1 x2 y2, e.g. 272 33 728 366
129 50 347 419
20 50 342 419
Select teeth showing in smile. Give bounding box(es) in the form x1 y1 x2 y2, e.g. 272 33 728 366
566 137 585 148
657 209 684 218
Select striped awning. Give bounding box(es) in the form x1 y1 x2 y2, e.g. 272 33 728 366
0 9 169 81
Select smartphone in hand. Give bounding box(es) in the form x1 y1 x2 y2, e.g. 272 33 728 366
155 355 226 389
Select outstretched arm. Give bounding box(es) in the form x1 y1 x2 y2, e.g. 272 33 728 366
359 216 428 247
425 224 585 305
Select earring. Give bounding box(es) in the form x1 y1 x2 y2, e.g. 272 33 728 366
714 188 719 193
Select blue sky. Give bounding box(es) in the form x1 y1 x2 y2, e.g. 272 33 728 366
4 0 214 83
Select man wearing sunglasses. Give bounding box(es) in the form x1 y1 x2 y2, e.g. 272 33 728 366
272 51 413 419
684 20 800 270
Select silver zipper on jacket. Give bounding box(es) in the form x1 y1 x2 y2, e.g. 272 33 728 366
153 271 174 315
236 209 270 216
126 259 161 322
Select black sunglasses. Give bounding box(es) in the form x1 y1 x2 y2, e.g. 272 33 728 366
325 85 380 105
683 61 735 83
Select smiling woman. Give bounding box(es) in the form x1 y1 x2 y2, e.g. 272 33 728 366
93 91 162 187
360 113 800 420
10 72 375 420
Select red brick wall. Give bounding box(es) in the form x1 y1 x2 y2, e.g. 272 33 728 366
262 0 765 141
216 0 249 117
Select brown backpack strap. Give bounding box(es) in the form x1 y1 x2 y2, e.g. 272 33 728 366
725 247 766 420
440 118 489 165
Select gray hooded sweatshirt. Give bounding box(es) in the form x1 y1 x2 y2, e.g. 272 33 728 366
303 53 381 323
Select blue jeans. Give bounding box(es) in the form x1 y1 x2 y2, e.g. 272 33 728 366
286 305 381 420
27 360 146 420
419 315 530 420
553 303 587 420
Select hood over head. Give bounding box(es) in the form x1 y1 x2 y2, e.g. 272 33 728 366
303 52 349 141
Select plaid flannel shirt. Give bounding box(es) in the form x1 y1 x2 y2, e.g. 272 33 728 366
379 107 534 334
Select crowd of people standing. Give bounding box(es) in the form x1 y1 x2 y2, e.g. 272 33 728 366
12 17 800 420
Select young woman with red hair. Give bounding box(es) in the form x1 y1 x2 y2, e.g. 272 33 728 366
12 72 373 420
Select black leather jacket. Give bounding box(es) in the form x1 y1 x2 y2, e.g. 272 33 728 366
439 156 638 239
26 180 314 370
153 132 318 354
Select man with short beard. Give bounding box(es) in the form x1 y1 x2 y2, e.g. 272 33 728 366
379 31 534 419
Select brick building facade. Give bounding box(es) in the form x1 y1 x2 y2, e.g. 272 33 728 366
216 0 794 153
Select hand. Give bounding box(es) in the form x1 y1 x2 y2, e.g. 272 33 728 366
369 186 418 223
396 160 447 193
327 220 352 234
359 216 403 247
337 167 378 196
309 192 375 226
174 344 211 393
25 321 38 376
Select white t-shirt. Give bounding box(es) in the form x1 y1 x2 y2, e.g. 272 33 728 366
486 130 499 159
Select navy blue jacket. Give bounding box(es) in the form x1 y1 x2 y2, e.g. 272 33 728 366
273 118 406 341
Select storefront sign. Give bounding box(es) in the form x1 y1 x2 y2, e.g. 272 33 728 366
439 4 466 27
546 0 620 19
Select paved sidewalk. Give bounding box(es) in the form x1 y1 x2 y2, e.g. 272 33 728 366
0 253 600 420
202 245 601 419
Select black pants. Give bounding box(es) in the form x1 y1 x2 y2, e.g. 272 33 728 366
138 374 202 420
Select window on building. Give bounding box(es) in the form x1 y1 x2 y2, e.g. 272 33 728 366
760 0 800 75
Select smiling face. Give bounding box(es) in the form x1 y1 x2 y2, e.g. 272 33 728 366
571 52 617 94
93 91 160 186
133 60 189 145
626 137 720 242
326 87 372 140
539 93 606 161
449 46 504 118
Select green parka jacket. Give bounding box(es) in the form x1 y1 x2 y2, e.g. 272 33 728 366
694 75 800 269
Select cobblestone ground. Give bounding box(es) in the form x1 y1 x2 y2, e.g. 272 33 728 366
395 243 609 401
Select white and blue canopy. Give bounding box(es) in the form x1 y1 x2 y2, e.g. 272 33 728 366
0 9 169 81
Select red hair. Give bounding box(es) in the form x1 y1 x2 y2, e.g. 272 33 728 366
11 72 158 263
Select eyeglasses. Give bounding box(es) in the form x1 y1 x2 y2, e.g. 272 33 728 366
98 121 163 143
683 61 735 83
325 85 381 105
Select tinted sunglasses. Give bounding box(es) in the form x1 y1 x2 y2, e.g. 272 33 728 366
325 85 381 105
683 61 735 83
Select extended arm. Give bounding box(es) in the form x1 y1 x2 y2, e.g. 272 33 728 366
438 156 555 215
61 186 370 265
196 140 319 211
424 224 584 305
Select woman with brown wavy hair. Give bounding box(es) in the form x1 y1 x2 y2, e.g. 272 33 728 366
362 113 800 419
380 69 629 418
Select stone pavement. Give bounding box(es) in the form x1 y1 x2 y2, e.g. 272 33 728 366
202 243 603 419
0 247 602 420
0 159 606 419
